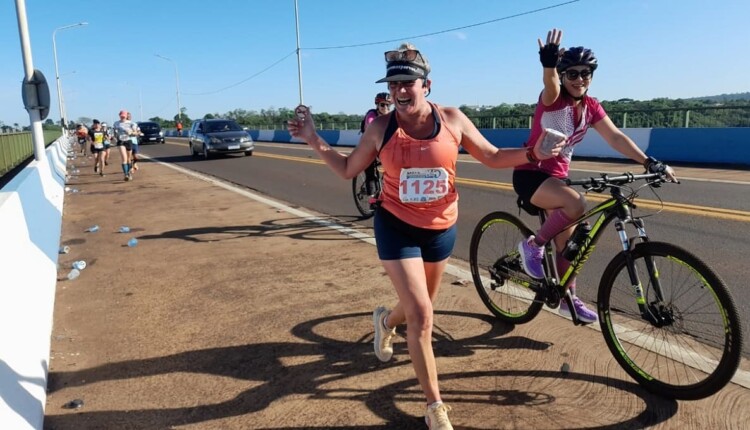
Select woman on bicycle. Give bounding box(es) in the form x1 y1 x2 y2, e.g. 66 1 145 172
362 92 392 196
288 42 563 430
513 28 676 323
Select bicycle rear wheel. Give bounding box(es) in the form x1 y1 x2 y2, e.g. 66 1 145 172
598 241 742 400
469 211 543 324
352 171 375 218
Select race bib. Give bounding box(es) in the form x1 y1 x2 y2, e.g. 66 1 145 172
93 133 104 148
398 167 449 203
118 133 129 141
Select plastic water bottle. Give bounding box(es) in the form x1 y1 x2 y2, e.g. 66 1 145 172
66 268 80 281
127 238 138 247
86 225 99 233
72 260 87 271
59 245 70 254
118 226 130 233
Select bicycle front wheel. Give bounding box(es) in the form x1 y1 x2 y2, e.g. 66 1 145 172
469 211 543 324
598 241 742 400
352 172 375 218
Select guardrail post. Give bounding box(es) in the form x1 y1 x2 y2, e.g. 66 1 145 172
685 110 690 128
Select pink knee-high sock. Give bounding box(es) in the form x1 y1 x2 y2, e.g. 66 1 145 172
533 209 574 246
556 251 577 292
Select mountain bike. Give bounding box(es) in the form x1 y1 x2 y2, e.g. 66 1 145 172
469 171 742 400
352 159 382 218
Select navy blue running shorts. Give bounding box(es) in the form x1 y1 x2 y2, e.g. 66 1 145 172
374 207 456 262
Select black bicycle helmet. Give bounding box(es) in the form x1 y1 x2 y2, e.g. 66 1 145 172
557 46 598 72
375 92 392 104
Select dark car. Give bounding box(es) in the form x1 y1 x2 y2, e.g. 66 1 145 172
188 119 254 158
137 121 165 144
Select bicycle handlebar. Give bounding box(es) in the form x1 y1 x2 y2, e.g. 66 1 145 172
565 172 666 190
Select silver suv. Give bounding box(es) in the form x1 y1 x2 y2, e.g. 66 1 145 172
188 119 254 159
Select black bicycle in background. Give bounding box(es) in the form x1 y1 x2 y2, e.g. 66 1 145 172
352 160 382 218
469 171 742 400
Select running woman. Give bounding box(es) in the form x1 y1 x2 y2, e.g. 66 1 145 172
112 110 138 181
87 119 107 176
288 42 563 430
126 112 142 174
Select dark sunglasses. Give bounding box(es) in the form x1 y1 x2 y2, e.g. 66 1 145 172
384 49 423 63
563 69 593 81
378 103 390 108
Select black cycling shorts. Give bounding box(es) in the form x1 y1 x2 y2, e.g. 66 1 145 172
512 169 556 204
116 140 132 150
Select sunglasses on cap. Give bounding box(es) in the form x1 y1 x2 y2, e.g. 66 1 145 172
384 49 424 63
563 69 593 81
378 103 390 108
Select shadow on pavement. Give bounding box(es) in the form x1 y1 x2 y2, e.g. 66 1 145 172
45 310 677 429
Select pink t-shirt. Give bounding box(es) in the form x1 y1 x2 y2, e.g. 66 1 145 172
363 109 378 130
516 93 607 178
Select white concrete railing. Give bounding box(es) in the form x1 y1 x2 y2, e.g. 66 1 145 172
0 136 68 430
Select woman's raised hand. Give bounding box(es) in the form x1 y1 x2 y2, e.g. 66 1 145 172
287 105 316 141
538 28 563 68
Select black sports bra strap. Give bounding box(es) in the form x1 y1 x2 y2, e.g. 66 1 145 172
378 112 398 157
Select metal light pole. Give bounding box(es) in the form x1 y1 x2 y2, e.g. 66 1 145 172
52 21 87 129
155 54 181 124
294 0 304 106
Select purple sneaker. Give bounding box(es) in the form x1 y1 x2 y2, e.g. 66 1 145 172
560 296 598 323
518 236 545 279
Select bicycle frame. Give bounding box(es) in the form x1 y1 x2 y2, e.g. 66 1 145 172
534 181 654 325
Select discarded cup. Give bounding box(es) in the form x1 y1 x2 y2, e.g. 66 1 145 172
59 245 70 254
66 269 80 281
72 260 87 271
118 226 130 233
62 398 84 409
86 225 99 233
127 238 138 247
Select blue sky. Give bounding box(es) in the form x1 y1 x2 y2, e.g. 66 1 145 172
2 0 748 127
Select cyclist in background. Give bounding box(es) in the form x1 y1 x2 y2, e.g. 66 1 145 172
288 42 563 430
513 28 676 323
361 92 392 197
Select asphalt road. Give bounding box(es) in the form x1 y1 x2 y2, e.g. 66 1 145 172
142 138 750 356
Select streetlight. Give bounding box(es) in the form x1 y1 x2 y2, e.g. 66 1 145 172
52 21 87 128
155 54 182 125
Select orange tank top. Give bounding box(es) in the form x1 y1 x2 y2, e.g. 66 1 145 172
379 103 461 230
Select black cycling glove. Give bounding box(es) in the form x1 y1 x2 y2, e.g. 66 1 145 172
539 44 560 68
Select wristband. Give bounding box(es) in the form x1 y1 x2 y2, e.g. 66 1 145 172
643 156 657 170
526 146 539 163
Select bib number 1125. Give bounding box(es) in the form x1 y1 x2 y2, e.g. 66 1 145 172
399 167 449 203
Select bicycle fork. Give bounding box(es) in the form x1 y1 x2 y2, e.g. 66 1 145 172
616 218 673 327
